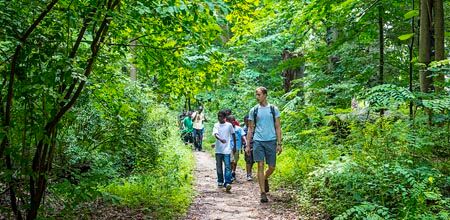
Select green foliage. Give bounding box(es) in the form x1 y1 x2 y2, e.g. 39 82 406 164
364 84 415 110
335 202 392 220
100 133 194 219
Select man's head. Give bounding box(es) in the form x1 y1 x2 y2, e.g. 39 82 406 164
255 87 268 104
198 106 203 112
217 110 227 123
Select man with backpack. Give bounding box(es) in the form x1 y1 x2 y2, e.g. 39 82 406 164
245 87 282 203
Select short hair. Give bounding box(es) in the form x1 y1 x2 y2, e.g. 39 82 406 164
224 108 232 116
227 114 235 122
217 110 227 117
244 115 249 121
256 86 268 95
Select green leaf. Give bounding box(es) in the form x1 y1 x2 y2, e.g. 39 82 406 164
398 33 414 41
403 10 419 19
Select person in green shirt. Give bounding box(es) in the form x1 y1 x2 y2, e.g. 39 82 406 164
182 111 194 145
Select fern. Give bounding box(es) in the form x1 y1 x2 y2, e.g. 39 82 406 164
364 84 415 109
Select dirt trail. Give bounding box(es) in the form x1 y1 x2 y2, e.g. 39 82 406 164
184 151 300 220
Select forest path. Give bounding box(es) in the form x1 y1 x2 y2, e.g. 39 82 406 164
183 151 300 220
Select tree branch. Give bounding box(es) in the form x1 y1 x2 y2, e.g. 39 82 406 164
21 0 59 42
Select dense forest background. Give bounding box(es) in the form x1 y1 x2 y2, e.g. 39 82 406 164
1 0 449 219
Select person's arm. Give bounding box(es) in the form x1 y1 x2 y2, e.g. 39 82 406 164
232 133 237 153
215 133 226 143
275 117 282 155
245 121 254 155
241 132 247 154
213 124 225 143
241 135 247 148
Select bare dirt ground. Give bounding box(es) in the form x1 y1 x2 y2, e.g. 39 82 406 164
183 151 301 220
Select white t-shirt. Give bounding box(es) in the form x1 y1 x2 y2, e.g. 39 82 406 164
192 111 205 129
212 122 235 154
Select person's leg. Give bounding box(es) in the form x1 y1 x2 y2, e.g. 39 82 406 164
263 140 277 192
233 151 240 180
265 166 275 179
254 140 268 202
224 154 232 186
189 132 194 145
246 163 252 178
183 132 189 145
253 141 266 192
215 153 224 186
231 162 236 181
193 129 199 150
257 161 266 191
245 150 254 180
198 128 204 151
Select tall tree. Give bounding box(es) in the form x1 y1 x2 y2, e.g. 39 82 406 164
419 0 433 93
433 0 445 92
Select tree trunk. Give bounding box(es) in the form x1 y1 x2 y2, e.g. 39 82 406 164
378 5 384 85
409 0 416 119
419 0 433 93
27 1 121 218
0 1 59 219
433 0 445 92
379 4 385 116
281 49 304 93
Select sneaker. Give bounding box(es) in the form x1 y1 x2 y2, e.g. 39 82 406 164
246 174 253 181
218 182 223 187
260 192 268 203
225 184 232 192
265 179 269 192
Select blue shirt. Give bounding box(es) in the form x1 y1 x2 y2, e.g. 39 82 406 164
230 126 245 150
248 104 280 141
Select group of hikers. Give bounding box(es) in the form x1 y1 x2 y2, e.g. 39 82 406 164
180 87 282 203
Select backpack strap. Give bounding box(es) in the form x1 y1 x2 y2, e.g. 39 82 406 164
252 105 259 137
252 104 259 127
270 105 276 129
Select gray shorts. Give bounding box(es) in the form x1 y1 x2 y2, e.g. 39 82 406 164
253 140 277 167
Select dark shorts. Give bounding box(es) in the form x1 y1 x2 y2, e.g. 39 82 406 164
182 132 193 143
253 140 277 167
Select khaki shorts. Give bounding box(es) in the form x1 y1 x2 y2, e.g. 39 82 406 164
231 150 240 163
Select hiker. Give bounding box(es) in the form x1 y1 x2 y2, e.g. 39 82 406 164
224 109 240 126
191 106 207 151
245 87 282 203
178 110 187 130
227 115 247 182
212 110 236 192
242 115 254 181
182 111 194 146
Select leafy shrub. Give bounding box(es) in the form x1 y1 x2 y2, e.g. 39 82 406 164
100 133 194 219
300 118 450 220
